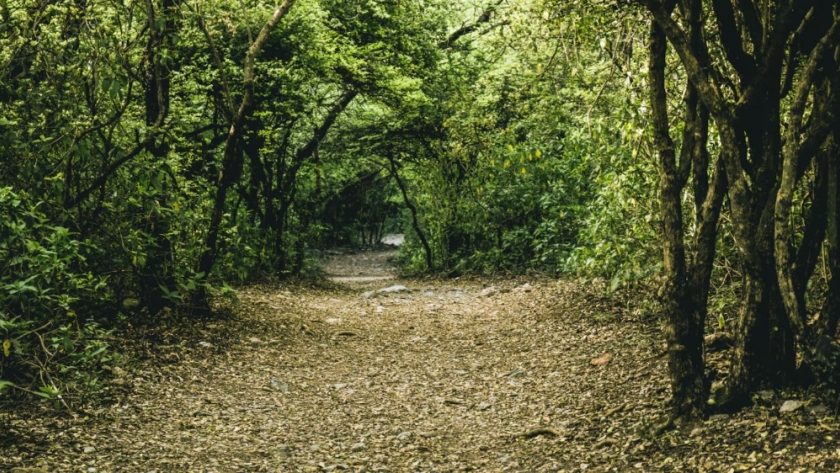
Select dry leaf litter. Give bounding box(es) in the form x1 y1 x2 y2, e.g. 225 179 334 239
2 249 839 472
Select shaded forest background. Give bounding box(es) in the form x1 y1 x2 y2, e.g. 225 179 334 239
1 0 839 421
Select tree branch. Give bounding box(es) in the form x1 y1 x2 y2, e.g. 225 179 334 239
442 0 504 46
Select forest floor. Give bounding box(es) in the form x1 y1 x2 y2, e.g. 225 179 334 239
3 248 840 472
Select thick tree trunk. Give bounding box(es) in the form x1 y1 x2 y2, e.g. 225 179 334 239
649 21 706 419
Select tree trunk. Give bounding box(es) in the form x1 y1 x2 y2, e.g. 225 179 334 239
388 156 433 271
649 21 706 419
197 0 296 305
139 0 177 315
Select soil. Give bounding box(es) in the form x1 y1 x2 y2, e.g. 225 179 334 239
2 249 840 472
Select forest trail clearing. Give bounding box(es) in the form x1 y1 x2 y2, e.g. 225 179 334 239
3 250 840 472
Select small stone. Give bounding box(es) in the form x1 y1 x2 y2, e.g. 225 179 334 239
807 404 829 416
480 286 498 297
506 367 527 379
310 444 321 452
780 400 804 413
198 341 212 348
590 353 612 366
350 442 366 452
689 427 704 437
756 390 775 403
83 446 96 453
325 318 341 324
334 383 348 389
248 337 261 344
396 431 414 442
87 468 97 473
377 285 408 294
476 402 491 411
269 378 290 393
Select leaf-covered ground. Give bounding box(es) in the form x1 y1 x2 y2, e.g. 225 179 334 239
3 250 840 472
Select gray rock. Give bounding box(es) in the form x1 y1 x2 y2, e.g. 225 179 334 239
476 402 492 411
83 446 96 453
396 431 414 442
756 390 775 403
780 400 804 413
807 404 829 416
350 442 366 452
517 283 532 292
480 286 499 297
269 378 290 393
377 285 408 294
362 285 409 299
506 367 527 379
198 341 212 348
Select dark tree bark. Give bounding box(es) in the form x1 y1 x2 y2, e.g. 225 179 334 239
197 0 296 303
649 17 717 420
637 0 840 411
387 155 434 271
139 0 178 316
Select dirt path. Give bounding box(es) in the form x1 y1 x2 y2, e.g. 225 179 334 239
3 251 840 472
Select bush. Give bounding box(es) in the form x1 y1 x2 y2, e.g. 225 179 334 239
0 187 111 402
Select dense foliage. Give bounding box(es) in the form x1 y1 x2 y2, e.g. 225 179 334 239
1 0 839 423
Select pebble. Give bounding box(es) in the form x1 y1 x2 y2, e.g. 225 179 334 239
780 400 804 413
350 442 366 452
807 404 829 416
